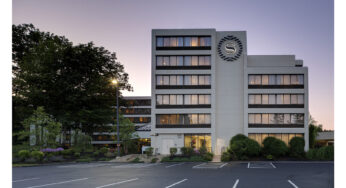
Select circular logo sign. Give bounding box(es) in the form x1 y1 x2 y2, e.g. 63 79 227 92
217 35 243 62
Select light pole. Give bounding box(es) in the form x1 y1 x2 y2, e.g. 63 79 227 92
111 79 120 157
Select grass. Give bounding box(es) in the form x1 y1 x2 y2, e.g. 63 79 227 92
13 163 39 167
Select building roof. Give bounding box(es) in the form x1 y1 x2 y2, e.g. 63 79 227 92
316 131 334 140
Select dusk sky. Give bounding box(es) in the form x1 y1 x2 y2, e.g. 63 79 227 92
12 0 334 130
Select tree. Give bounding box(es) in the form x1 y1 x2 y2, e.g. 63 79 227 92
309 115 323 148
112 115 139 155
16 107 62 148
12 24 133 144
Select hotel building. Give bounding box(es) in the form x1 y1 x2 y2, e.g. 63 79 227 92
150 29 309 155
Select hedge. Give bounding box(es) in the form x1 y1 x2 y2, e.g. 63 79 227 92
262 137 288 157
289 137 305 158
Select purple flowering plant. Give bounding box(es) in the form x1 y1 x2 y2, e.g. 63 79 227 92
40 147 64 153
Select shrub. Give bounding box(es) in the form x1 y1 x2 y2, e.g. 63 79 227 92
99 147 109 155
289 137 305 158
181 147 194 157
221 152 231 162
161 157 170 162
74 152 81 158
30 151 44 162
131 157 143 163
190 156 205 162
306 149 317 160
316 146 334 160
93 151 100 157
105 152 115 158
203 152 213 161
18 150 30 160
145 147 153 157
199 145 208 156
245 139 261 156
61 149 74 156
262 137 288 157
230 134 248 145
170 148 177 157
266 154 273 160
151 158 159 163
76 158 92 163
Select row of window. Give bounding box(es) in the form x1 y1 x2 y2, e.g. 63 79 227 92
156 36 211 47
248 74 304 85
248 113 304 125
127 117 151 123
156 94 211 105
156 56 211 67
156 114 211 125
156 75 211 86
248 133 304 146
121 108 151 115
124 99 151 106
184 134 211 152
249 94 304 105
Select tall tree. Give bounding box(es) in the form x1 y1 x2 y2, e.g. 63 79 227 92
12 24 132 144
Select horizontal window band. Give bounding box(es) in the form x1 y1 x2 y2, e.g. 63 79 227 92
156 47 211 50
248 104 304 108
248 124 304 128
156 85 211 89
156 104 211 108
248 85 304 89
156 66 211 70
156 124 211 128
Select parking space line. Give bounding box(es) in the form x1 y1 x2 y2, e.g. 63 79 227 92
13 178 40 182
192 163 206 168
166 163 185 168
270 162 276 168
247 162 250 168
25 178 88 188
232 179 239 188
95 178 138 188
219 163 228 168
288 180 299 188
165 179 188 188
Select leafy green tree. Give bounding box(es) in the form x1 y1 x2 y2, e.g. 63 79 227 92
111 115 139 155
12 24 133 144
309 115 323 148
16 107 62 148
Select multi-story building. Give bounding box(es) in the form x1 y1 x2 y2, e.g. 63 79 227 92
91 96 151 149
151 29 309 155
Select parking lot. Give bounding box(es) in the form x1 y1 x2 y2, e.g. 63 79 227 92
13 161 334 188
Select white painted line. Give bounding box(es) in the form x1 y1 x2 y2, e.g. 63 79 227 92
219 163 228 168
288 180 299 188
165 179 188 188
95 178 138 188
232 179 239 188
247 162 250 168
25 178 88 188
13 178 40 182
192 163 206 168
166 163 185 168
270 162 276 168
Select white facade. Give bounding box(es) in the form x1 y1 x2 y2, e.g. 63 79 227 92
151 29 309 155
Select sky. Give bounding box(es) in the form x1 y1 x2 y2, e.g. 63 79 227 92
12 0 334 130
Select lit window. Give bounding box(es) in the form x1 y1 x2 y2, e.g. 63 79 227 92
262 75 269 85
262 95 269 104
262 114 269 124
191 76 198 85
170 37 177 47
191 37 198 46
170 95 176 105
191 56 198 66
283 75 290 85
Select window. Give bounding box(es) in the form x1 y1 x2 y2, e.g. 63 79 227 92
255 95 261 104
191 95 198 104
254 75 261 85
170 56 177 66
284 114 290 124
191 37 198 46
262 114 269 124
184 37 191 46
269 95 276 104
156 76 163 85
204 56 211 65
298 75 304 85
249 114 255 124
177 76 184 85
156 95 162 105
291 95 298 104
199 37 211 46
163 76 169 85
276 94 283 104
163 37 170 47
283 94 291 104
249 95 255 104
170 37 177 46
191 56 198 66
276 75 284 85
191 75 198 85
269 75 276 85
283 75 290 85
177 56 184 66
184 76 191 85
163 56 169 66
255 114 261 124
157 37 163 47
170 75 177 85
177 95 183 105
163 95 169 105
177 37 184 46
291 75 299 85
249 75 256 85
170 95 176 105
184 56 191 66
184 95 191 105
262 95 269 104
262 75 269 85
157 56 163 66
298 95 304 104
269 114 275 124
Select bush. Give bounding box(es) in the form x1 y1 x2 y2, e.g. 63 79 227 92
266 154 273 160
18 150 30 160
230 138 260 160
74 152 81 158
131 157 143 163
30 151 44 162
221 152 231 162
61 149 74 156
262 137 288 157
289 137 305 158
145 147 153 157
76 158 92 163
230 134 248 145
151 158 159 163
306 149 317 160
93 151 100 157
203 152 213 161
170 148 177 157
99 147 109 155
105 152 115 158
316 146 334 160
181 147 194 157
199 145 208 156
